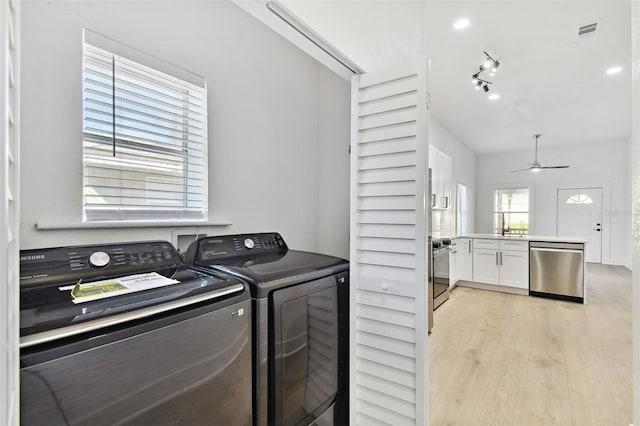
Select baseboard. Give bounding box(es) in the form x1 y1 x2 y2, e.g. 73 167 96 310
455 280 529 296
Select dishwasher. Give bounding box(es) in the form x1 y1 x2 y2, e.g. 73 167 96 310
529 241 585 303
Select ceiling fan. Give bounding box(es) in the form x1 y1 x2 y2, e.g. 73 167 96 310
511 134 570 173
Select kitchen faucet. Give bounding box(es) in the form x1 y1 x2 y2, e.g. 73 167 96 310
500 212 510 236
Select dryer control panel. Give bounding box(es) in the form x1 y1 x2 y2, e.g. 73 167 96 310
186 233 288 263
20 241 180 288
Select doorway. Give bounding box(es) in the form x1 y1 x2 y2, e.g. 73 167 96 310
556 187 603 263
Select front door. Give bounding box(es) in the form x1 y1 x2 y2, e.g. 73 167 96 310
556 187 602 263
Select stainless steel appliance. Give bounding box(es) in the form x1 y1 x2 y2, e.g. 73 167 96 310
20 241 252 425
185 233 349 426
529 241 585 303
432 238 452 310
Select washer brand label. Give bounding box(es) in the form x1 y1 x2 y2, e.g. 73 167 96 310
20 254 45 261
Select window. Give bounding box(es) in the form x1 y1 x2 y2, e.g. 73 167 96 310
493 187 530 235
82 30 207 222
566 194 593 204
457 183 469 234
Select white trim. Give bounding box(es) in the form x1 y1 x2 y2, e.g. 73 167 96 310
0 0 19 423
631 1 640 423
83 29 205 87
490 182 536 234
551 182 611 265
35 220 232 230
348 70 359 426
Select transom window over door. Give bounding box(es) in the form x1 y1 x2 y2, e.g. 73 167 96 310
82 30 208 222
493 187 530 235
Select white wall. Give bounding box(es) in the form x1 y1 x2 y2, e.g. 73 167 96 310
476 139 631 266
19 0 350 257
316 69 350 259
429 116 477 237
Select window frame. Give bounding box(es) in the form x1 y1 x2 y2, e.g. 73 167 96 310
490 183 535 235
82 29 208 222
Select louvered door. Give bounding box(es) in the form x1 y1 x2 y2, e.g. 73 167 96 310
350 61 429 425
0 0 20 424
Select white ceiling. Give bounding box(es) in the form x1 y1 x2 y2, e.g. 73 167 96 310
280 0 631 155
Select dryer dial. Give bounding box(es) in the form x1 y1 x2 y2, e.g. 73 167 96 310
243 239 255 249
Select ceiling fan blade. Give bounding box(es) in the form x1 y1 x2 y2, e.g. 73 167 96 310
539 165 570 169
511 167 532 173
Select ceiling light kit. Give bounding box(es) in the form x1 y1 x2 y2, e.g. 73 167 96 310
453 18 470 30
606 65 622 75
511 134 570 173
472 51 500 99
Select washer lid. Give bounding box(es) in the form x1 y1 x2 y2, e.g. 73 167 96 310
19 241 247 338
198 250 348 297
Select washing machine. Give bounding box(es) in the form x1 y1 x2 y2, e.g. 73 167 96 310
19 240 252 425
184 233 349 426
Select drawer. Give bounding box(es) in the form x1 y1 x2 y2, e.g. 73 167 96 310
473 239 499 250
499 240 529 252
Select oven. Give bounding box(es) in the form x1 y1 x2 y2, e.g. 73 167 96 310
432 239 451 310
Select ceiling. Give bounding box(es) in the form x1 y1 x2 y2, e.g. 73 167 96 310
280 0 631 155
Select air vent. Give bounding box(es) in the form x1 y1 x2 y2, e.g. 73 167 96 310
578 22 598 38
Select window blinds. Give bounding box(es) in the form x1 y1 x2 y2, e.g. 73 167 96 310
82 31 207 221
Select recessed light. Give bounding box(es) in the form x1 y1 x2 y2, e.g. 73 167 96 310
606 66 622 75
488 94 500 100
453 18 470 30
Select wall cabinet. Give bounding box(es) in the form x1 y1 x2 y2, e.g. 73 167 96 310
472 239 528 289
429 145 452 210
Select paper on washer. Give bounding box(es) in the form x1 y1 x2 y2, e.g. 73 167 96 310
59 272 180 304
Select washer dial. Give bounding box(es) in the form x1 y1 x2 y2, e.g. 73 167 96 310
88 251 110 268
243 238 255 249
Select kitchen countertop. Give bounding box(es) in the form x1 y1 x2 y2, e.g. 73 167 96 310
454 233 588 244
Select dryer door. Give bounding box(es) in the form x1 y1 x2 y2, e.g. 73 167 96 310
271 275 342 426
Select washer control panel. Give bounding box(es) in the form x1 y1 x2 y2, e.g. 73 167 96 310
191 233 288 262
19 241 180 287
88 251 110 268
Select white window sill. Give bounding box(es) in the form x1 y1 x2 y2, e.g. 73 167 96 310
35 220 232 230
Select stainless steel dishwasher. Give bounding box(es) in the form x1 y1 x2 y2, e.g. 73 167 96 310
529 241 585 303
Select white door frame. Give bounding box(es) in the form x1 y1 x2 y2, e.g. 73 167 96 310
552 182 611 265
556 187 603 263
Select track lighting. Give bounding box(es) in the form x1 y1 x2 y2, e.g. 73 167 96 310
471 51 500 97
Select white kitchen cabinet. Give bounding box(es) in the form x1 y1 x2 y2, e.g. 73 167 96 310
429 145 452 210
472 238 529 289
456 238 473 281
473 248 500 285
449 242 459 286
499 250 529 288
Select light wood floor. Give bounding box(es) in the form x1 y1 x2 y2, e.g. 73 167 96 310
428 263 632 426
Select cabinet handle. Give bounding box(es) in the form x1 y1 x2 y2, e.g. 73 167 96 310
499 252 503 265
496 252 499 265
442 196 449 208
432 194 436 208
469 240 472 253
